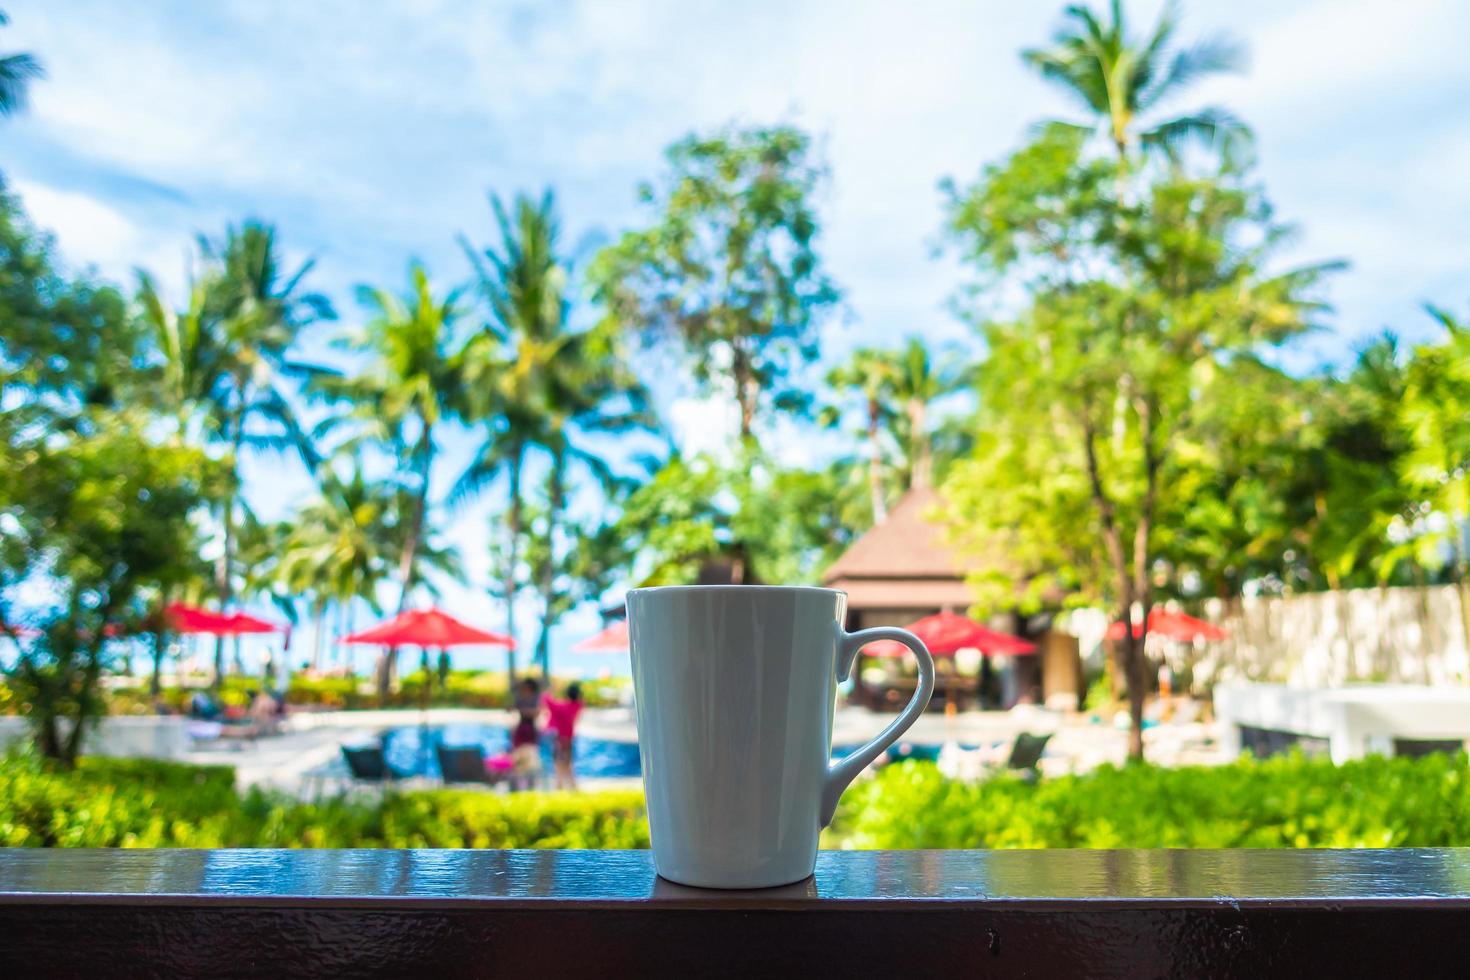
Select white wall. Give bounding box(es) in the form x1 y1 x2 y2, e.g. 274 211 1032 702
1198 585 1470 689
0 715 190 759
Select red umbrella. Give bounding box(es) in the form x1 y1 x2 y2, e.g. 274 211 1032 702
573 620 629 653
1106 609 1226 643
341 607 515 648
165 602 236 634
220 611 285 635
864 610 1036 657
164 602 285 636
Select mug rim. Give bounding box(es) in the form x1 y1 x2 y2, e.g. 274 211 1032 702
628 585 843 598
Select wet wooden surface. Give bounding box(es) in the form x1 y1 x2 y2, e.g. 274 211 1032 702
2 849 1469 977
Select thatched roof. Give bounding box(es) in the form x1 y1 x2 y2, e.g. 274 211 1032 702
823 487 973 610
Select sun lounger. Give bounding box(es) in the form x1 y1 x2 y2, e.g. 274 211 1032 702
186 719 262 749
436 744 508 787
937 731 1053 781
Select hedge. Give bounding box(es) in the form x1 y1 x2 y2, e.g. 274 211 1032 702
0 756 647 849
824 752 1470 849
5 752 1469 851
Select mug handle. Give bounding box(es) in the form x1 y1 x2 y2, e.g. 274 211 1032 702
819 626 936 827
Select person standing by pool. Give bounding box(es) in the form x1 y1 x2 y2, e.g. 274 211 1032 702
543 682 583 791
510 677 543 790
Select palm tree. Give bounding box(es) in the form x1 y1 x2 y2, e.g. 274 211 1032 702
458 190 656 680
1023 0 1248 162
528 324 656 676
0 11 43 119
455 192 567 681
314 264 463 697
825 349 901 523
277 465 399 674
1399 306 1470 655
825 337 968 520
136 273 225 440
885 337 969 491
138 222 334 685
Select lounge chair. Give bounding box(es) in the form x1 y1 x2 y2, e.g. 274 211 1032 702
436 744 509 787
937 731 1053 782
186 719 262 750
341 745 396 783
1003 731 1052 780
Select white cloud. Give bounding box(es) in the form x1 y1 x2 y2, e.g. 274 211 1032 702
11 179 190 296
668 395 741 462
7 1 1470 510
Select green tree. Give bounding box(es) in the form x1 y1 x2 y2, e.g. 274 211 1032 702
519 485 631 673
824 338 970 522
1395 305 1470 651
616 450 859 589
1023 0 1248 161
135 274 223 440
0 415 221 767
460 191 655 679
0 10 43 119
1285 337 1413 592
314 264 463 696
277 465 398 672
0 186 139 416
590 124 839 443
140 222 334 685
824 348 903 524
457 192 567 679
0 186 207 721
942 127 1333 759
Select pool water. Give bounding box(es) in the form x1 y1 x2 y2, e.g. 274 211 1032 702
384 724 643 780
382 725 951 781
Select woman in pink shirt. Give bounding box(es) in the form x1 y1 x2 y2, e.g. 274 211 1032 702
542 682 583 790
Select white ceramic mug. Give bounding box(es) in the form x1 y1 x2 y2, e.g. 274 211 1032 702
627 585 936 889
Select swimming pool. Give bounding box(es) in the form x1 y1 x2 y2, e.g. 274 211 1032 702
384 724 643 779
381 724 952 781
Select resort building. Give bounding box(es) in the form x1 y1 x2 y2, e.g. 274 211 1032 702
823 487 1081 710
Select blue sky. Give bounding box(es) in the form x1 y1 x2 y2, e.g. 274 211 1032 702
5 0 1469 672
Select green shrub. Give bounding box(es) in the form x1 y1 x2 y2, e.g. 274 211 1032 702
0 756 244 847
823 753 1470 849
0 754 647 848
10 751 1466 852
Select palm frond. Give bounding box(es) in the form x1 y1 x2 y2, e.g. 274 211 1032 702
1136 36 1248 112
1140 106 1253 163
0 51 43 116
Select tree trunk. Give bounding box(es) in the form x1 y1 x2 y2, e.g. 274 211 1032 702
311 603 325 672
60 646 103 768
396 436 432 610
907 396 931 490
379 436 433 703
374 650 396 705
1080 405 1148 762
732 343 757 443
535 451 566 681
212 412 245 689
211 487 233 688
503 446 523 683
866 398 887 523
1122 620 1149 761
37 710 62 766
150 631 165 698
1126 389 1161 761
1449 505 1470 668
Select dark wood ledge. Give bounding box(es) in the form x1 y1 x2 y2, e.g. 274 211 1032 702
2 849 1469 978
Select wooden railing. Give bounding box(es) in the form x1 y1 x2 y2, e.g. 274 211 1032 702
2 848 1469 977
